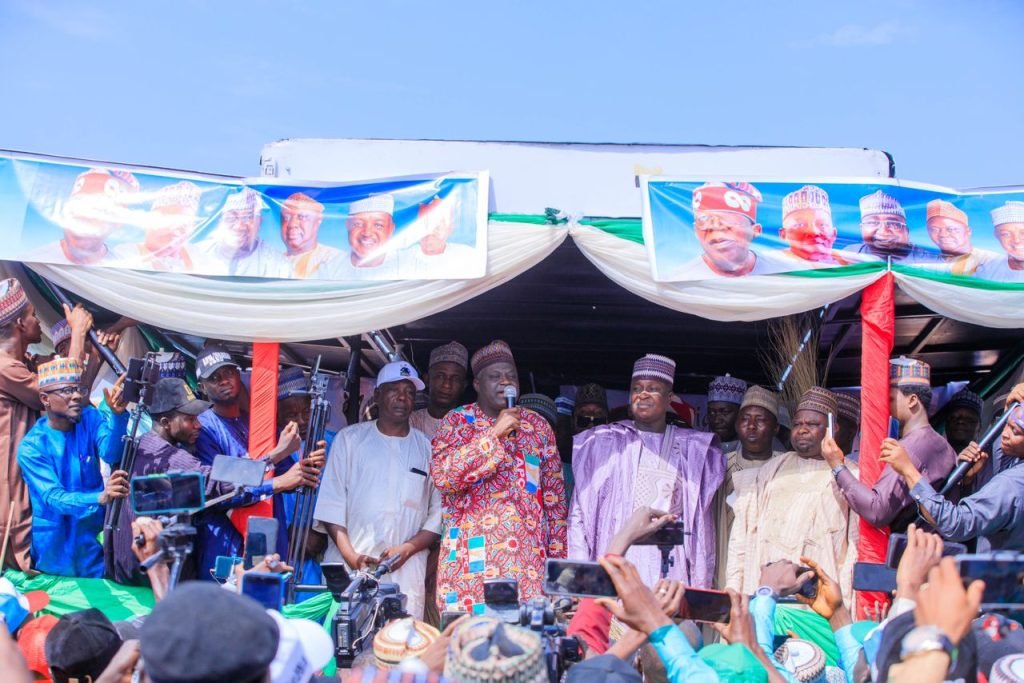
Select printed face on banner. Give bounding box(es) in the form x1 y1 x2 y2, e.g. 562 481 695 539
643 178 1024 284
3 154 488 280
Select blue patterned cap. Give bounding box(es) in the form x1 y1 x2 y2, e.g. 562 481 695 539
277 367 308 400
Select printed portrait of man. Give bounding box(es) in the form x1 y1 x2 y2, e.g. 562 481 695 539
977 200 1024 282
924 199 995 276
278 192 341 279
325 193 400 279
777 185 853 266
664 182 787 280
113 180 204 272
399 194 477 277
193 187 288 277
844 190 932 262
33 167 139 266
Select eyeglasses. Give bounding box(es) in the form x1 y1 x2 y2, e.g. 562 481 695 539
862 219 906 231
575 415 608 429
694 213 750 234
46 385 87 399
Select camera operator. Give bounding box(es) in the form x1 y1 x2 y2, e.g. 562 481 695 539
16 359 130 578
314 361 441 619
107 377 236 584
882 403 1024 551
192 346 324 580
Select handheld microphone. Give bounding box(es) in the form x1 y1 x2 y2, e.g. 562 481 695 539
504 385 518 438
939 401 1021 495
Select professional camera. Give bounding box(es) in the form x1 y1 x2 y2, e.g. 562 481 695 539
328 556 408 668
480 579 581 682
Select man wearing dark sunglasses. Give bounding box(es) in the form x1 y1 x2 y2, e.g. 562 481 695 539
16 358 130 578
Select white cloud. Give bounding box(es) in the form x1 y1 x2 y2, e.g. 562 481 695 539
808 20 905 48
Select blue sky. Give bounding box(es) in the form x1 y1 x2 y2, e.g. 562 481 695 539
1 0 1021 189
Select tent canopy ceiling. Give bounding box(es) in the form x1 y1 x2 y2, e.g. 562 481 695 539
391 240 1022 395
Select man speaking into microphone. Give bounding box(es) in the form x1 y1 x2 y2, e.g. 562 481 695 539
431 340 568 613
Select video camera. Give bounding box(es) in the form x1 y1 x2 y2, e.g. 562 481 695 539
443 578 580 682
327 555 408 668
128 455 270 591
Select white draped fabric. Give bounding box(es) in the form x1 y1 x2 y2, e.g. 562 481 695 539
20 221 568 342
893 272 1024 329
569 224 887 321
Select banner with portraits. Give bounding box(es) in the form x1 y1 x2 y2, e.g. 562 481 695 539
642 177 1024 285
0 153 488 281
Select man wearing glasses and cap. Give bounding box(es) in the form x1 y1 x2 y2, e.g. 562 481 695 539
16 358 131 577
193 188 289 278
844 190 933 263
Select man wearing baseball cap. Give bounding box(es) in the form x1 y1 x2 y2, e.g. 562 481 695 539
193 346 324 581
314 360 441 618
666 182 788 280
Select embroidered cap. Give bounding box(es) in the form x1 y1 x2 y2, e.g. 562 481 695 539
0 278 29 327
948 388 983 416
889 356 931 388
860 190 906 219
38 357 84 391
782 185 832 219
708 374 747 405
471 340 516 376
797 387 838 418
739 385 779 419
632 354 676 387
834 392 861 425
277 367 309 400
429 341 469 370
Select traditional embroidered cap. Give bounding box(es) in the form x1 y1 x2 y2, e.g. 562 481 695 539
889 356 931 388
691 182 762 223
739 385 779 419
376 360 426 391
372 618 440 669
350 194 395 216
834 392 861 425
860 190 905 219
0 278 29 327
51 319 72 351
445 616 547 683
926 199 967 225
774 638 827 683
282 192 324 215
948 388 983 415
708 374 747 405
38 357 84 391
195 345 240 381
991 201 1024 226
471 340 516 375
575 382 608 410
797 387 838 418
782 185 832 218
429 341 469 370
152 181 201 212
222 187 264 214
277 367 309 400
519 393 557 427
71 167 140 198
632 354 675 387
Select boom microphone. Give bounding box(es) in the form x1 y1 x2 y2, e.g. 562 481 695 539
504 385 518 438
939 401 1021 495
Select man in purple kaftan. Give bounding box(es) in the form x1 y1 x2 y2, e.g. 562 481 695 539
568 353 725 588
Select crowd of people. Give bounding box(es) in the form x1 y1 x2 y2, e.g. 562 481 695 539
0 272 1023 681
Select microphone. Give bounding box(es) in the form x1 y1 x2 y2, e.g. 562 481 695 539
939 401 1021 495
504 385 518 438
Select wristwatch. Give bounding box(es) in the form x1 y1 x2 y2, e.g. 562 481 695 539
755 585 778 601
900 625 956 662
831 464 847 478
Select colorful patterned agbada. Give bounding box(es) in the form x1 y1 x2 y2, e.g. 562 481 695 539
431 404 568 612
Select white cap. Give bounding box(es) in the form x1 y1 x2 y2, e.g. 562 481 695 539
349 194 394 216
267 610 334 683
223 187 265 214
991 201 1024 226
376 360 426 391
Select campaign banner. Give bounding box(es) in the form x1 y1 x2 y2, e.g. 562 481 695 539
0 153 488 281
642 177 1024 284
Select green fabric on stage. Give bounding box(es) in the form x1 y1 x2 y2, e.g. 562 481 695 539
774 605 841 666
5 570 155 621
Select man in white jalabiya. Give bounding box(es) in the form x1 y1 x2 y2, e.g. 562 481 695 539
313 361 441 619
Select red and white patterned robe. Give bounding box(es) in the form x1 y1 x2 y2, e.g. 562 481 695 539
431 403 568 612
